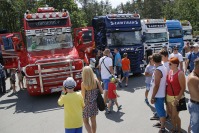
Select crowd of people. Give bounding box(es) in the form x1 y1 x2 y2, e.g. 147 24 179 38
58 42 199 133
0 65 25 95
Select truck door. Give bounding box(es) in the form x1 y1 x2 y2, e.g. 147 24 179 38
74 27 95 62
0 32 26 69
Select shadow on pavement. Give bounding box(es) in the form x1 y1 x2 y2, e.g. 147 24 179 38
105 110 125 123
0 89 62 114
117 74 146 93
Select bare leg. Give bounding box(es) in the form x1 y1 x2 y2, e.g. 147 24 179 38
160 117 166 129
145 90 149 99
90 116 97 133
121 77 124 83
104 91 108 105
125 77 128 85
83 118 92 133
107 100 112 111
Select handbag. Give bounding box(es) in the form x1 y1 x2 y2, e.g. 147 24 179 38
96 82 106 111
169 82 187 112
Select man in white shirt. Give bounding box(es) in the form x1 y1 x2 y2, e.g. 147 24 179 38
99 49 114 105
169 46 184 71
150 53 167 133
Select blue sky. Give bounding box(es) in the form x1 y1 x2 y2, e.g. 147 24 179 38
100 0 131 8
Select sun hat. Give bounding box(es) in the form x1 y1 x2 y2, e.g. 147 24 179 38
63 77 77 89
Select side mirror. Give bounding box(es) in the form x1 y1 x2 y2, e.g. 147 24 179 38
141 35 145 42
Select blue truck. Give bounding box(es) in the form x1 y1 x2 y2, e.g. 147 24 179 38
92 13 145 74
166 20 184 53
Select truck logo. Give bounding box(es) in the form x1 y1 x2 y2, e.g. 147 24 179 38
110 20 139 26
147 24 166 28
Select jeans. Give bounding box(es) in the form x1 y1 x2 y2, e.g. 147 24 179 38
188 101 199 133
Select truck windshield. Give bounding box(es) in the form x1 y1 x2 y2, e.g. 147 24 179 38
168 29 183 38
26 33 73 51
107 31 142 46
183 29 192 35
145 32 168 43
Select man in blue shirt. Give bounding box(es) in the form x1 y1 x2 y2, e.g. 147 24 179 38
185 43 199 73
114 48 122 87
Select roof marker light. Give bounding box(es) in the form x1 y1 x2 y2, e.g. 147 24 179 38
58 12 62 17
26 14 32 19
52 12 56 18
38 13 43 18
45 13 50 18
32 14 36 19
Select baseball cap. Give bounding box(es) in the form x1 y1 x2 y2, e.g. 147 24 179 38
63 77 77 89
193 43 199 47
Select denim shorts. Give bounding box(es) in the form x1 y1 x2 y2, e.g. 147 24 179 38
116 66 122 75
188 101 199 133
65 127 82 133
154 98 166 118
102 79 110 91
146 83 151 91
123 71 129 77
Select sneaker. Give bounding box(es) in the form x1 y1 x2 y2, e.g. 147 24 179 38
118 105 122 111
153 122 161 128
125 84 128 87
145 98 149 105
150 113 159 120
106 110 111 114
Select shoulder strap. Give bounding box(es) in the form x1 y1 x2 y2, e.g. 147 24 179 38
100 57 111 74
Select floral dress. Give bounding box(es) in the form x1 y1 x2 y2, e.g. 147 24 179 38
83 88 99 118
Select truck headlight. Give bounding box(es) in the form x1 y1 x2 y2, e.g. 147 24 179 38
28 78 37 85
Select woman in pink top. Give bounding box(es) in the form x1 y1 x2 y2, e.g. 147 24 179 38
166 57 186 133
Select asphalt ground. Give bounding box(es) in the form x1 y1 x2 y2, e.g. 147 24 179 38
0 74 190 133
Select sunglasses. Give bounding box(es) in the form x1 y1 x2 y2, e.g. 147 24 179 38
174 49 178 50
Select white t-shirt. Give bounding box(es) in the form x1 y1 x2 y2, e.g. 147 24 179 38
162 61 170 74
99 56 113 79
169 53 183 69
169 53 183 62
150 65 167 98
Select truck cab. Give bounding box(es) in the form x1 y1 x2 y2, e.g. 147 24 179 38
181 20 193 43
92 13 145 74
141 19 169 62
22 6 83 95
166 20 184 53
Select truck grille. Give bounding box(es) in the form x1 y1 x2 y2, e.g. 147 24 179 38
25 57 83 93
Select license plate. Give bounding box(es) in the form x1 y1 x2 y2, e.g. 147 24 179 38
51 87 62 93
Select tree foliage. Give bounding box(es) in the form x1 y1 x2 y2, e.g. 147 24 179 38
0 0 198 32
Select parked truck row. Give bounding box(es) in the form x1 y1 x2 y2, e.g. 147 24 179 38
0 5 194 96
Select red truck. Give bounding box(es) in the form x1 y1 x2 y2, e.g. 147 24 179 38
4 6 84 96
74 27 95 65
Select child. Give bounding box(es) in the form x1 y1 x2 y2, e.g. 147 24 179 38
58 77 84 133
16 68 24 90
10 69 16 93
144 56 155 104
121 53 130 87
107 77 122 114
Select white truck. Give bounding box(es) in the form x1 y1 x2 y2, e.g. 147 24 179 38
141 19 169 62
181 20 193 43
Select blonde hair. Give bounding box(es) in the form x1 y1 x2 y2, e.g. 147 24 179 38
82 66 97 90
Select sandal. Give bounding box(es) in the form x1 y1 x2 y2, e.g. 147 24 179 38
159 128 166 133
